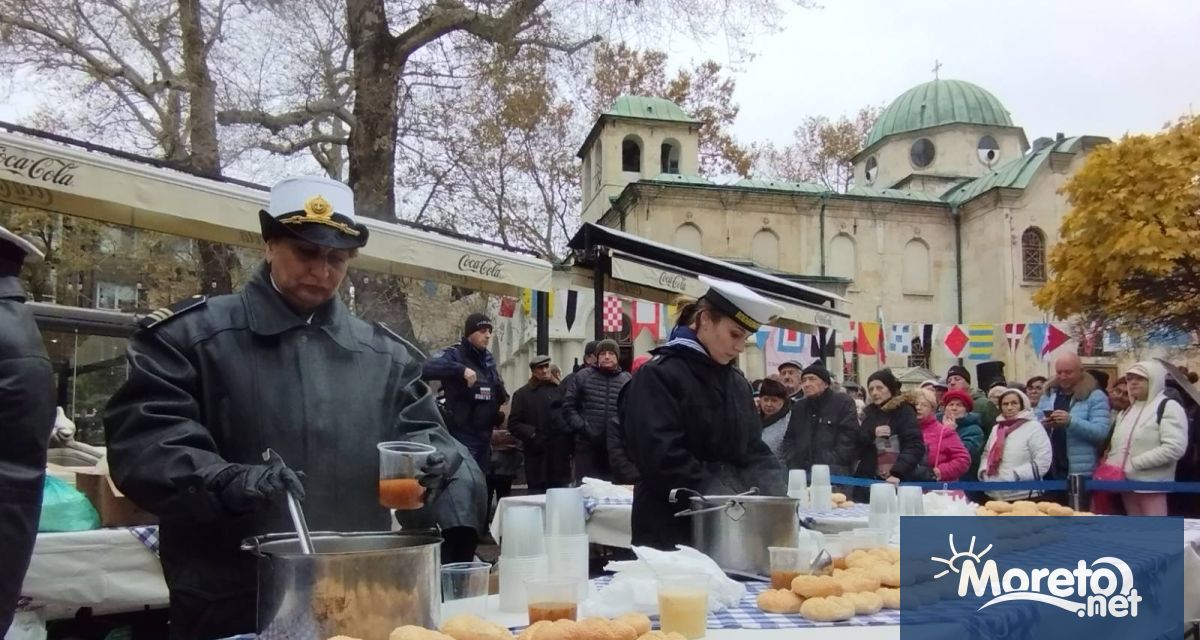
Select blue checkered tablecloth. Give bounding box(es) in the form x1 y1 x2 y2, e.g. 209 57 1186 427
800 502 870 520
584 496 633 516
128 525 159 554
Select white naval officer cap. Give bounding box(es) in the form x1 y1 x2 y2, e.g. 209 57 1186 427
259 176 369 249
0 224 45 264
698 275 782 332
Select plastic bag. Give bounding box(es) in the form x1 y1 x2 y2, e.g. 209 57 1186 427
38 475 100 532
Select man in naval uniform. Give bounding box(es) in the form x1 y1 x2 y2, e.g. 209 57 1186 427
104 176 486 640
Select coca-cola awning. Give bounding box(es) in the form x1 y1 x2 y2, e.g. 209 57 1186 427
568 222 849 333
0 126 554 295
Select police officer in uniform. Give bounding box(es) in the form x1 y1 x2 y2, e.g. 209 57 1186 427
620 276 787 550
0 226 54 636
104 176 485 640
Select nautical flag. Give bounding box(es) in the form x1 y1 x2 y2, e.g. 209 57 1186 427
919 324 934 355
564 290 578 329
755 325 771 350
967 324 995 361
943 324 969 358
632 300 660 340
1042 323 1072 359
1028 323 1048 357
842 321 857 356
888 324 912 355
766 327 816 372
810 328 836 358
602 295 623 332
1004 323 1026 351
857 322 880 356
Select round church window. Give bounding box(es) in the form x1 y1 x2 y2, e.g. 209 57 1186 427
865 156 878 184
977 135 1000 166
910 138 935 168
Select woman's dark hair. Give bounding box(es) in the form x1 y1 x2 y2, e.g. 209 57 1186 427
675 297 727 328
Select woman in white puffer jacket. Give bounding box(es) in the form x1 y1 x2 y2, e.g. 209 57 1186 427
1104 361 1188 516
978 388 1053 501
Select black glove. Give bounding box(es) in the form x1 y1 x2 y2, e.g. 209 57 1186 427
212 463 306 515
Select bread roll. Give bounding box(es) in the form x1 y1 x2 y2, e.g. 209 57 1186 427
441 614 515 640
756 588 804 614
790 574 844 598
798 596 855 622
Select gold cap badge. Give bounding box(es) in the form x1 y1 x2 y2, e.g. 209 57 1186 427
304 195 334 219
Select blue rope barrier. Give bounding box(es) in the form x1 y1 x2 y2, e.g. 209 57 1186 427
826 475 1200 494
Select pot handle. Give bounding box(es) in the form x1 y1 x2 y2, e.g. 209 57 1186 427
673 503 730 518
668 487 705 504
241 531 305 555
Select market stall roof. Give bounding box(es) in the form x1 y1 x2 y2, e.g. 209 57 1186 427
0 124 553 296
567 222 850 333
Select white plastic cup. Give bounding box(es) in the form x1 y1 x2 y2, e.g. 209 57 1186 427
787 470 808 503
545 534 590 600
810 465 831 487
544 487 586 536
501 505 546 558
868 483 898 532
898 486 925 517
498 554 549 613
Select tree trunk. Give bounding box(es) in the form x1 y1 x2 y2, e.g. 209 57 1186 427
179 0 235 295
346 0 401 221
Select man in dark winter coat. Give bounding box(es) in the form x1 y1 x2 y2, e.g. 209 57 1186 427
0 226 54 637
104 177 484 640
563 339 630 482
508 355 571 493
423 312 509 476
781 362 860 475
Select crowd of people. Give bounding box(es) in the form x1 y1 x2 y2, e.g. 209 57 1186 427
747 353 1199 516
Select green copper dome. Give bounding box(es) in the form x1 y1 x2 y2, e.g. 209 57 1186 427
865 79 1013 147
603 95 700 123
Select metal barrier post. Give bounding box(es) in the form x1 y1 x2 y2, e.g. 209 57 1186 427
1068 473 1087 512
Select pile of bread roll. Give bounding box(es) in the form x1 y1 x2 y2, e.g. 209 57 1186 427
756 547 901 623
375 612 673 640
974 500 1093 517
831 492 856 509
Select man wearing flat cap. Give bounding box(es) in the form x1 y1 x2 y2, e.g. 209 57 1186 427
508 355 570 494
104 176 485 640
0 225 54 636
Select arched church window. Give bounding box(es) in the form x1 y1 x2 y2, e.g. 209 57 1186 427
978 135 1000 166
910 138 935 168
660 139 681 174
902 238 931 294
622 135 642 173
751 229 780 269
864 157 878 184
829 233 856 280
1021 227 1047 282
673 222 702 253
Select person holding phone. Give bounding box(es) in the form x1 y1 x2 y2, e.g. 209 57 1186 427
1035 353 1111 486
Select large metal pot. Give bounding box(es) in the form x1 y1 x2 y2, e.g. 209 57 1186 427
673 491 799 577
242 531 441 640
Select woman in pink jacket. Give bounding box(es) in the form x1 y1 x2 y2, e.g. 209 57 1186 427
915 388 971 481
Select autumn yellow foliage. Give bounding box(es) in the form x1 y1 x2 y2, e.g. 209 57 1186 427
1033 116 1200 332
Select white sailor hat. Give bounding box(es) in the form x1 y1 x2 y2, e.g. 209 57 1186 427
698 275 782 332
0 224 45 264
258 176 369 249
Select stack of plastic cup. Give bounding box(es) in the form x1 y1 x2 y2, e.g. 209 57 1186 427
543 488 589 599
499 505 548 612
809 465 833 510
787 470 809 506
868 482 898 533
440 561 491 618
898 485 924 517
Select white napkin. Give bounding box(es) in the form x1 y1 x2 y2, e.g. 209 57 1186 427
579 477 634 500
922 491 979 516
579 545 746 618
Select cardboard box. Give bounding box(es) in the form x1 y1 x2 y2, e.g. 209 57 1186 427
64 465 158 527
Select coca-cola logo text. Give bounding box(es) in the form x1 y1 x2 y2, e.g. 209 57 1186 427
458 254 504 279
0 146 78 187
657 271 688 291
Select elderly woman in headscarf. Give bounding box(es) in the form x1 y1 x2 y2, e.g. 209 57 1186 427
1102 361 1188 516
978 388 1052 501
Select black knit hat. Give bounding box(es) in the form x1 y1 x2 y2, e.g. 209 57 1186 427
463 312 493 337
868 368 902 397
596 339 620 356
758 378 789 400
946 365 972 385
584 340 599 357
801 362 832 386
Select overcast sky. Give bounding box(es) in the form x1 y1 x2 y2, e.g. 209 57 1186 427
2 0 1197 152
672 0 1200 146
